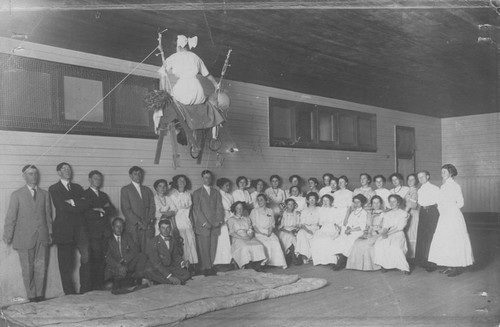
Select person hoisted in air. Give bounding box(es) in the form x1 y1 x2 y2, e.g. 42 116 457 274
158 35 219 105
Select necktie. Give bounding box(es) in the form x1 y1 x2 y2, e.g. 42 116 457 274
32 188 37 201
117 236 123 257
67 183 71 192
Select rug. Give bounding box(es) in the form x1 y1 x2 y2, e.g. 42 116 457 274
2 270 327 327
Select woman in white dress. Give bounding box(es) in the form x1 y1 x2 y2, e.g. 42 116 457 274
331 194 368 270
287 186 307 213
232 176 253 210
319 173 334 197
332 175 353 221
428 164 474 277
213 178 233 265
296 192 320 263
311 194 345 265
307 177 321 195
278 198 301 265
285 174 304 198
330 177 339 194
389 173 410 201
346 195 385 271
405 174 419 259
374 175 391 210
250 179 266 210
227 201 267 271
153 179 177 236
169 175 198 265
250 194 287 268
353 173 376 209
373 194 410 274
159 35 218 105
265 175 286 218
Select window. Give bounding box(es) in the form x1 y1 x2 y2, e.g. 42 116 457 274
0 54 157 138
269 97 377 152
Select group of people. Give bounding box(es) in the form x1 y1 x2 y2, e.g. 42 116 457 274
3 162 474 303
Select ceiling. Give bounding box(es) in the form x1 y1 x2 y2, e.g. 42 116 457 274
1 1 499 117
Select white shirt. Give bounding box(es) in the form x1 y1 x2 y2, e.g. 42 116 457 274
203 185 211 196
60 179 71 191
132 181 142 198
26 185 37 197
90 186 99 197
160 235 171 249
418 182 440 206
318 186 332 197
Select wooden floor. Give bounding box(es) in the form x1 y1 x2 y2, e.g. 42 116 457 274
1 230 498 327
179 229 500 327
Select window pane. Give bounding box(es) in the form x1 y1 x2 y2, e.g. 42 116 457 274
339 115 356 145
113 83 150 126
358 117 374 146
296 108 313 143
319 110 335 142
270 107 292 139
64 76 104 122
0 70 52 119
397 128 414 155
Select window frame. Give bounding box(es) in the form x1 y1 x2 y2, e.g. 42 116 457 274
0 54 157 139
269 97 377 152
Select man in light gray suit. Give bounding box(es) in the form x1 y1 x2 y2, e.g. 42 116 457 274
192 170 224 276
120 166 155 252
3 165 52 302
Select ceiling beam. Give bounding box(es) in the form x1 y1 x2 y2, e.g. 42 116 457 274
0 0 493 12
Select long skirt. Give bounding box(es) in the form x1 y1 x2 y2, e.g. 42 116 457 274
346 236 380 271
405 208 420 258
311 226 339 265
213 225 232 265
428 205 474 267
254 233 287 268
296 229 315 259
331 231 364 258
231 238 267 268
278 229 297 252
373 231 409 272
175 210 199 264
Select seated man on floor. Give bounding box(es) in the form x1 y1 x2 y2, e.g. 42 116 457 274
147 219 191 285
104 217 152 293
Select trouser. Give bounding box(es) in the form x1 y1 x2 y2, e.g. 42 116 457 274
88 237 107 290
57 239 90 295
195 227 220 270
126 223 154 253
17 240 48 299
415 205 439 267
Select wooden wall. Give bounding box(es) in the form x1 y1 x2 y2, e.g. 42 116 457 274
441 112 500 213
0 40 443 305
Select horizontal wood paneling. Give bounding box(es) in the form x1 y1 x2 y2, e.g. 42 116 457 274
0 46 443 306
442 113 500 212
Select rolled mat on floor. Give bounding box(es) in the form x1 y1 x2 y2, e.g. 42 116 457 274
2 270 327 327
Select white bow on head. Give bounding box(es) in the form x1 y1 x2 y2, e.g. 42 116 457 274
177 35 198 49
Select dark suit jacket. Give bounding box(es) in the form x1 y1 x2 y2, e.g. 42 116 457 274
83 188 114 239
49 181 90 244
120 183 155 229
104 232 139 279
147 234 184 277
192 186 224 235
3 186 52 250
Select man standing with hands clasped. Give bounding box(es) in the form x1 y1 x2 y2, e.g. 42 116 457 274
3 165 52 302
192 170 225 276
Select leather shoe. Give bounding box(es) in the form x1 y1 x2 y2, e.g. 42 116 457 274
447 268 463 277
425 266 437 273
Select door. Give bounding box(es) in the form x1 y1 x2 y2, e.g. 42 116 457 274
395 126 416 177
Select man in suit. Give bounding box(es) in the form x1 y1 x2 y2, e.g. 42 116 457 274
120 166 156 252
192 170 224 276
3 165 52 302
147 219 190 285
83 170 115 290
104 217 167 293
49 162 91 295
